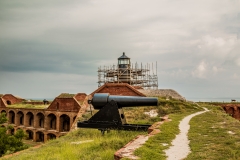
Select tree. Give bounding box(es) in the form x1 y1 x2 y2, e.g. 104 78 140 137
0 113 28 157
0 112 7 124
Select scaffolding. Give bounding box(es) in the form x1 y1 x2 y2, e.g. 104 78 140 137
97 61 158 90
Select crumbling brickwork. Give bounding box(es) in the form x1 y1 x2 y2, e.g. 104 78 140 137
0 93 88 142
0 98 7 108
2 94 25 105
0 83 156 143
222 104 240 120
74 93 87 102
47 98 80 112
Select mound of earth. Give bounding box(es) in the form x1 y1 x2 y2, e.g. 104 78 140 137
137 89 186 101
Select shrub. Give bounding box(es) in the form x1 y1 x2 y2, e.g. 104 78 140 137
0 113 28 157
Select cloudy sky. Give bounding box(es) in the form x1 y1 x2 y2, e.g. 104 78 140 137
0 0 239 101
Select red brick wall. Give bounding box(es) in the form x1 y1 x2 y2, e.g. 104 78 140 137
74 93 87 102
2 94 24 105
98 86 139 96
222 104 240 120
47 98 80 111
0 98 6 108
91 83 146 97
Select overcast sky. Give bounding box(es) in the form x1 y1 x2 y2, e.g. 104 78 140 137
0 0 240 101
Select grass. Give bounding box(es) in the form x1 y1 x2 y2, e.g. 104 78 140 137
186 104 240 160
135 103 240 160
134 99 203 160
7 104 48 109
134 113 190 159
22 140 42 148
2 129 144 160
3 98 238 159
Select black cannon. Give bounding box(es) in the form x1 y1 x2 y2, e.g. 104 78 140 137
77 93 158 133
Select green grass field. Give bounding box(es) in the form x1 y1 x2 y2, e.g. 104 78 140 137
187 104 240 160
2 99 240 160
3 129 144 160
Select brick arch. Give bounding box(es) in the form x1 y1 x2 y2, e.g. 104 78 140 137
26 112 34 127
0 110 6 115
8 110 15 124
0 92 84 142
26 130 34 140
16 111 24 126
60 114 70 132
46 113 57 130
36 131 44 142
47 133 56 141
10 128 15 135
36 113 45 128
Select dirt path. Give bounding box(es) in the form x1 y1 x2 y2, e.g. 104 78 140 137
165 107 209 160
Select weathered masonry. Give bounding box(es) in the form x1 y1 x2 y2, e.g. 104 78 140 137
0 83 149 143
1 94 24 105
0 93 88 142
222 104 240 120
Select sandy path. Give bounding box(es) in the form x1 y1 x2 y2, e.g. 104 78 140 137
165 107 209 160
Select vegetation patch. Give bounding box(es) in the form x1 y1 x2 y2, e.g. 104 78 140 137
133 98 202 159
134 112 201 159
186 104 240 160
3 129 144 160
2 98 212 160
7 104 48 109
0 113 28 157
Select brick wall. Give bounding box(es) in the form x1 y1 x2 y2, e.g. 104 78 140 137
2 94 24 105
0 98 6 108
74 93 87 102
99 86 139 96
91 83 146 97
47 98 80 112
222 104 240 120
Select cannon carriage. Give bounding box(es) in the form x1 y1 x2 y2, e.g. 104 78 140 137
77 93 158 134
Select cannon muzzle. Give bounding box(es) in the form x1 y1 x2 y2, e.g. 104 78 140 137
90 93 158 109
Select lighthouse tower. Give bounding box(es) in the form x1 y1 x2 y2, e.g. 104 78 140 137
97 52 158 89
117 52 131 84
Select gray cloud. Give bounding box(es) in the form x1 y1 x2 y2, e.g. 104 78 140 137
0 0 239 100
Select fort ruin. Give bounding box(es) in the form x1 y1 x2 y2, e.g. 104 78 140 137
0 83 147 142
0 93 89 142
0 53 191 143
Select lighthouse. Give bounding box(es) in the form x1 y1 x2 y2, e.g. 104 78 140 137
97 52 158 89
117 52 131 83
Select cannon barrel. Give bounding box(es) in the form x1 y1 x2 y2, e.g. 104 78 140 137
91 93 158 109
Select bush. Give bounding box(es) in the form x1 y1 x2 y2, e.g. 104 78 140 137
0 113 28 157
